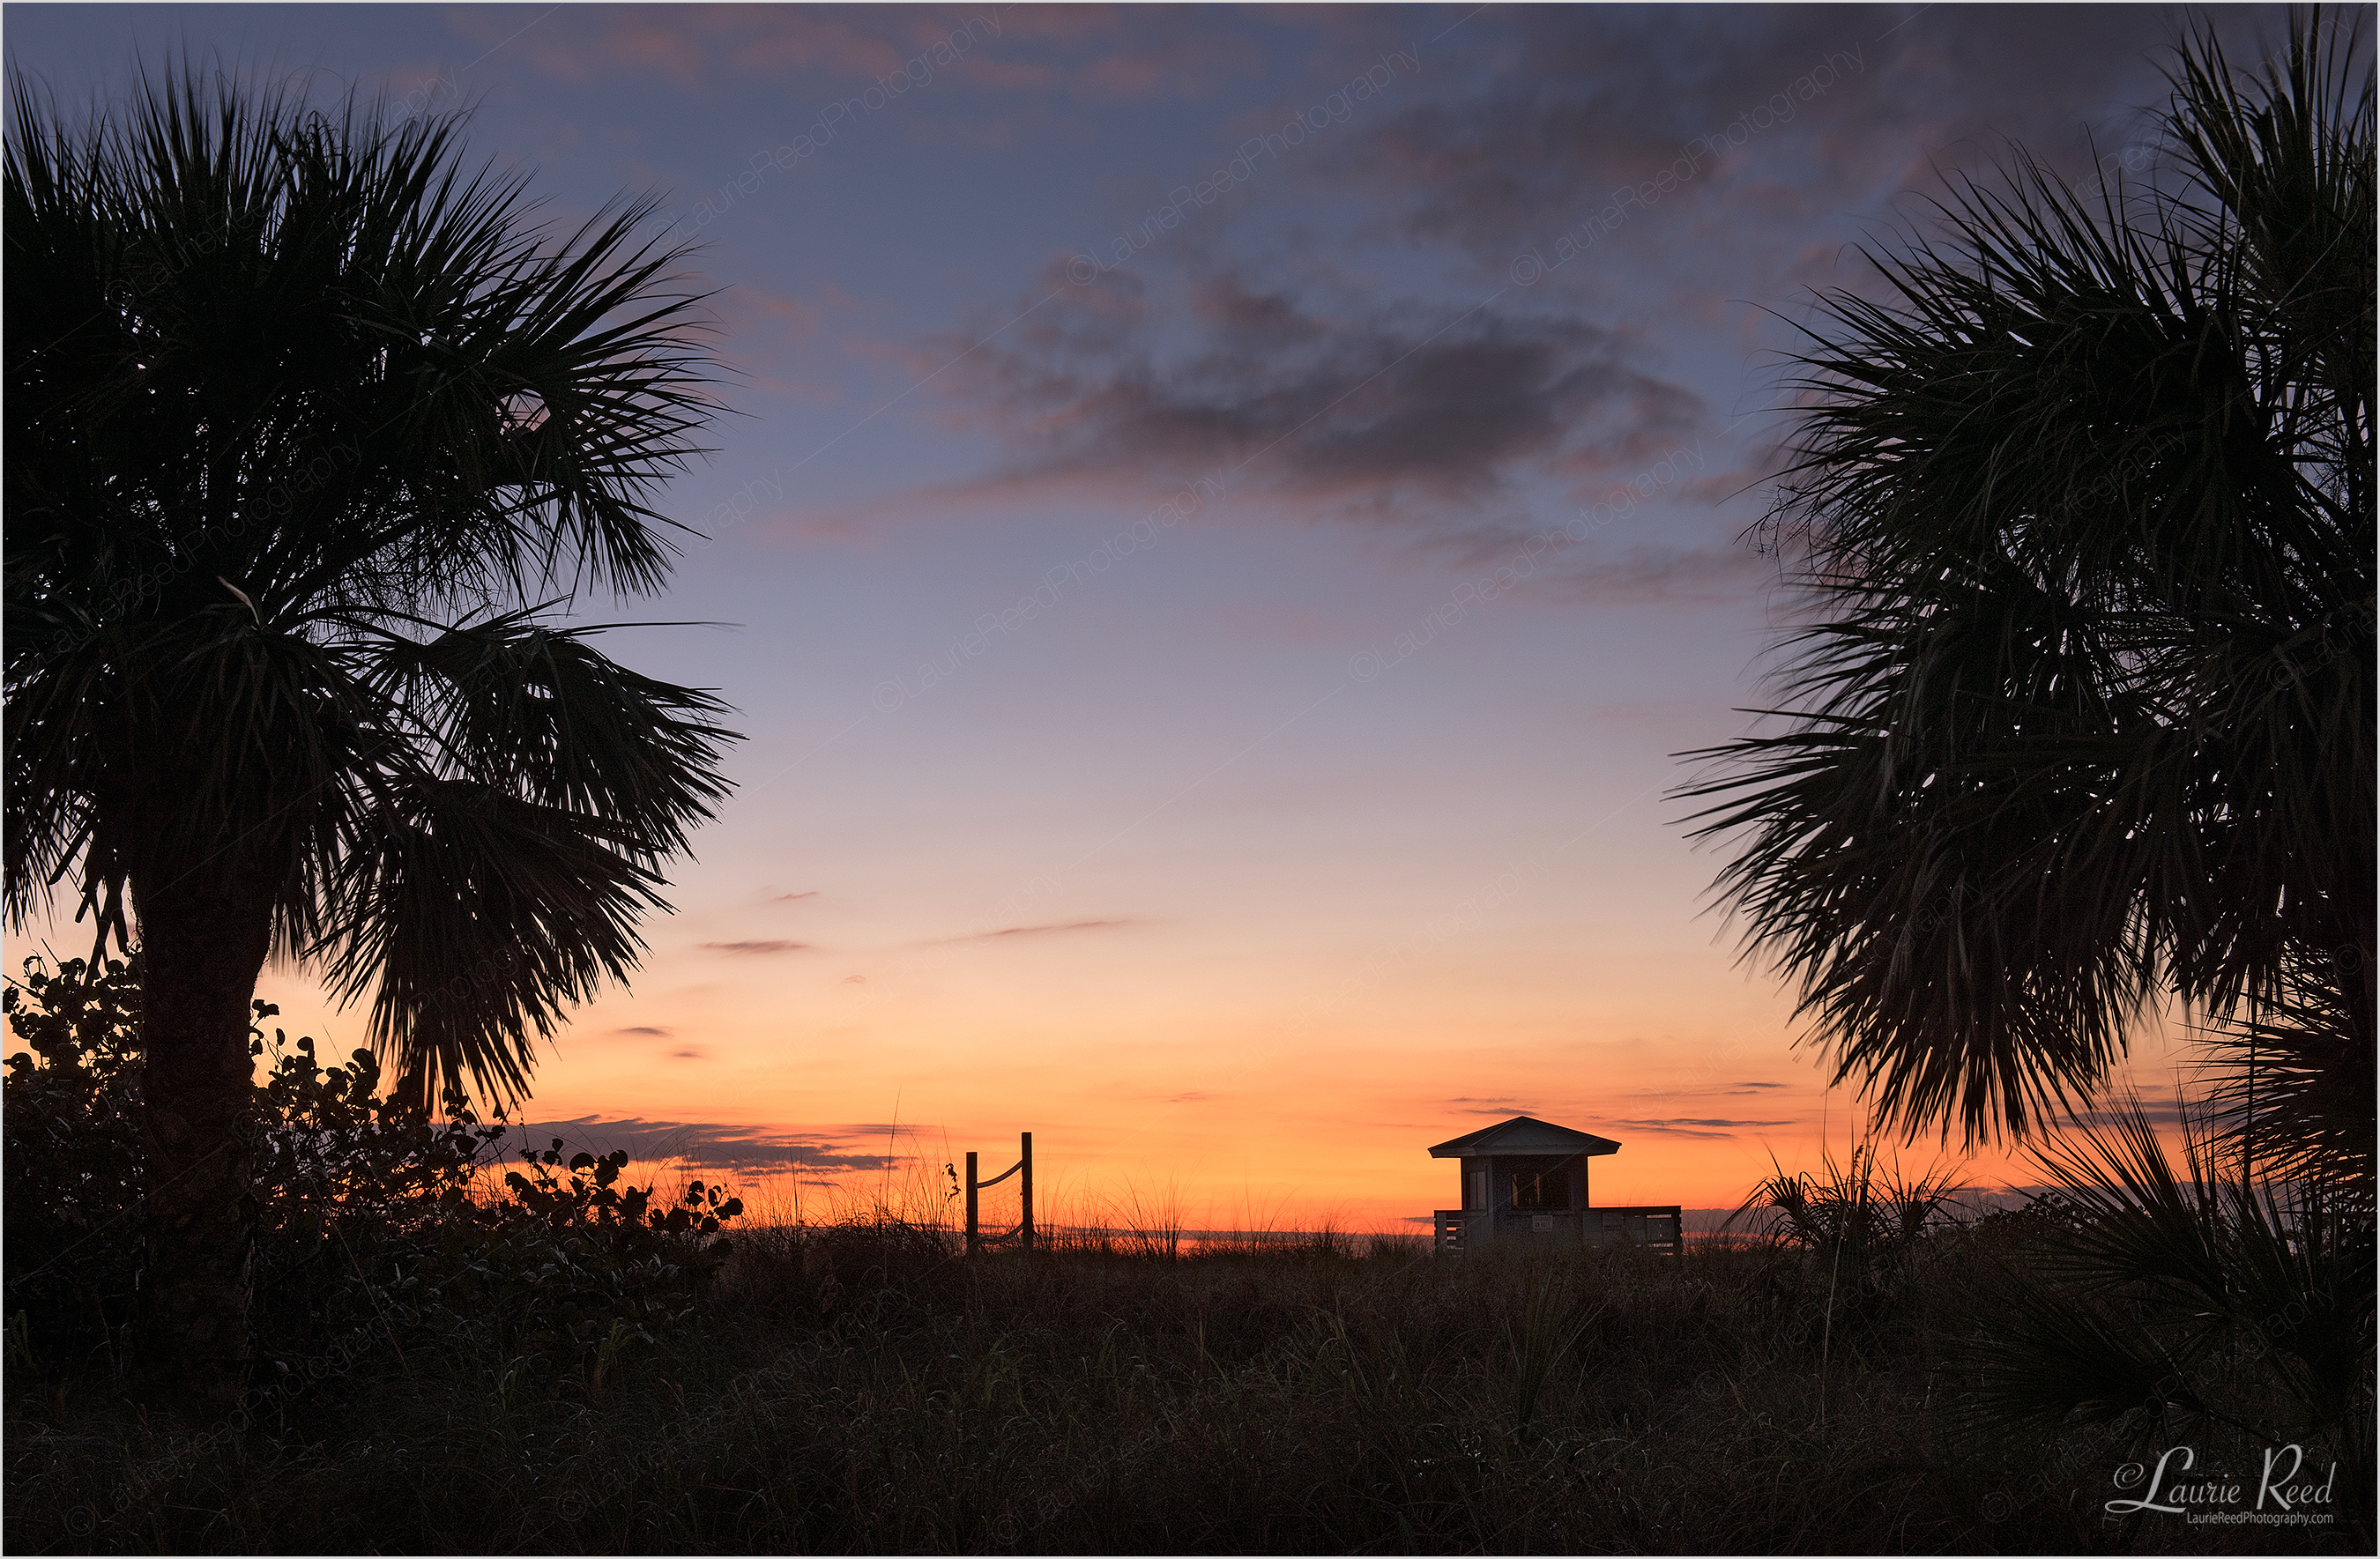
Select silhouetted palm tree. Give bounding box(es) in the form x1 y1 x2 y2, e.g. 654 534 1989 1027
1682 14 2372 1154
5 70 739 1403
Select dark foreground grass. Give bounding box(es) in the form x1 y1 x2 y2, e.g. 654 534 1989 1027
6 1221 2368 1555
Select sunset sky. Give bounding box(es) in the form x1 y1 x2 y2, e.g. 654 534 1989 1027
7 3 2269 1225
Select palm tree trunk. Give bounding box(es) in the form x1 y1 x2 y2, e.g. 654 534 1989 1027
133 855 273 1409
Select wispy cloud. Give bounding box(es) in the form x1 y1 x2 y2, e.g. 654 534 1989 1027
934 917 1135 944
703 939 811 954
1612 1116 1798 1140
1647 1117 1796 1129
2065 1098 2192 1129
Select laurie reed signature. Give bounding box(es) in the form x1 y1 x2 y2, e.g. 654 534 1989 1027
2105 1444 2339 1524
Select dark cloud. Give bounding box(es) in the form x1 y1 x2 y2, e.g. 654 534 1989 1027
499 1117 919 1174
771 890 821 902
615 1025 671 1036
1345 6 2248 259
703 939 810 954
671 1049 705 1060
941 268 1703 522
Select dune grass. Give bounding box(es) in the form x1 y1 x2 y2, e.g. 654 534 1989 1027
8 1200 2364 1555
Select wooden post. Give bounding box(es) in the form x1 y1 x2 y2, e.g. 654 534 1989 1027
1019 1131 1034 1251
964 1150 979 1255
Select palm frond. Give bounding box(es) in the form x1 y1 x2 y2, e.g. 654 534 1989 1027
5 63 740 1108
1954 1097 2375 1443
314 770 672 1112
2192 948 2376 1187
353 607 738 858
1680 11 2375 1145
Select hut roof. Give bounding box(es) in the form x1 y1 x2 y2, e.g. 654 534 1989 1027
1427 1115 1620 1159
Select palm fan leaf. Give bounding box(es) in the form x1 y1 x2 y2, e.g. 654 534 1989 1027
6 65 740 1111
1678 11 2374 1146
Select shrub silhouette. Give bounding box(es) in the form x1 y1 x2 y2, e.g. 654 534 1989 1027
4 954 740 1395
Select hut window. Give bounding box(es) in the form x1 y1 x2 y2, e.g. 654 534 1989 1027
1512 1168 1568 1210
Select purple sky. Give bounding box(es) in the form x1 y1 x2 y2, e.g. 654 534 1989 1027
5 4 2269 1214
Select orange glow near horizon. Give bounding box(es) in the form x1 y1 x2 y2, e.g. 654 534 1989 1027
448 847 1975 1220
9 882 2200 1232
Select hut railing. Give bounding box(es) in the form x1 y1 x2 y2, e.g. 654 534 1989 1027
1581 1205 1683 1253
1432 1204 1682 1255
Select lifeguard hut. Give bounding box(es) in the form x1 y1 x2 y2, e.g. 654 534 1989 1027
1429 1115 1680 1255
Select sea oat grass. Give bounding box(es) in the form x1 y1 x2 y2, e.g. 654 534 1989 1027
8 1215 2362 1554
